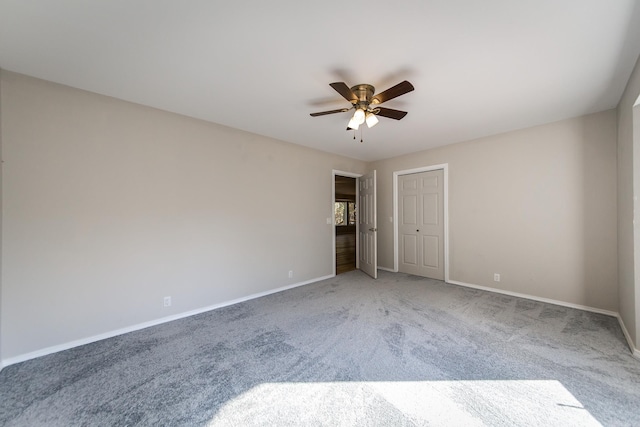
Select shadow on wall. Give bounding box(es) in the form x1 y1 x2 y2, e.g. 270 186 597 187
580 112 618 310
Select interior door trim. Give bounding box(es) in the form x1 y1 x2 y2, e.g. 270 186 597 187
332 170 362 277
392 164 450 282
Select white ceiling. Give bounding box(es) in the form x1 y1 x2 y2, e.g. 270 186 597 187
1 1 640 162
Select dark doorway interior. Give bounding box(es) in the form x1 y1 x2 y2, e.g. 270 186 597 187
335 176 357 274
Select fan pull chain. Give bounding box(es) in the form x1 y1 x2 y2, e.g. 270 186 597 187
360 128 363 143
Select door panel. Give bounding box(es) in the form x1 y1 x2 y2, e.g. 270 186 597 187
422 193 439 225
398 169 444 280
402 195 418 224
359 170 377 278
403 178 418 190
423 235 439 268
423 175 438 188
402 234 418 265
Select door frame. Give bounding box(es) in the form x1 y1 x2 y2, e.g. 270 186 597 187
392 164 450 282
332 170 362 277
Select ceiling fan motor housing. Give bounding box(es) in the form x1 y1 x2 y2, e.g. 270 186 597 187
351 84 375 110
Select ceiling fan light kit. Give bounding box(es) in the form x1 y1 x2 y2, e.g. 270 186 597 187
310 80 414 139
365 112 379 128
353 108 366 124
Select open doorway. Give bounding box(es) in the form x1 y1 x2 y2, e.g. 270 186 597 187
335 175 357 274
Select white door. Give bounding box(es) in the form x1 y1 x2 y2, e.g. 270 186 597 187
359 170 377 279
398 169 444 280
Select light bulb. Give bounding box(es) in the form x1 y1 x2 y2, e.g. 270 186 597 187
366 112 379 128
353 108 365 125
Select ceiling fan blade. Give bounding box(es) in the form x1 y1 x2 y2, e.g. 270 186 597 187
375 107 408 120
329 82 358 103
310 108 351 117
372 80 414 104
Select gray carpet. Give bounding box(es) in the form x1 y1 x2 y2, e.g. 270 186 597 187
1 271 639 426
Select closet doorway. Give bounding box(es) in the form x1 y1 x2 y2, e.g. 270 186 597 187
393 164 449 281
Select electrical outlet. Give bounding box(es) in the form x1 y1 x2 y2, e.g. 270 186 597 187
288 270 293 279
494 273 501 282
164 296 171 307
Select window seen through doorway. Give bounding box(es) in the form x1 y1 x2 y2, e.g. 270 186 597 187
335 202 356 226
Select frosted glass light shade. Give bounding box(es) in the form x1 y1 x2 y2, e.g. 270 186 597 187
348 117 360 130
366 112 379 128
353 108 365 125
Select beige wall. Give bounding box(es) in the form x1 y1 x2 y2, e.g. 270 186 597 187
371 110 618 311
0 71 366 361
617 54 640 351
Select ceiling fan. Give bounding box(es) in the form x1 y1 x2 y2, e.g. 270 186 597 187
310 80 414 130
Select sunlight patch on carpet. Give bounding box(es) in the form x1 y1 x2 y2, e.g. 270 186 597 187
206 380 599 426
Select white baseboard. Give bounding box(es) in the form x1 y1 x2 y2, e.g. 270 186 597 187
446 279 618 317
447 279 640 359
1 274 334 370
4 273 637 370
616 314 640 360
